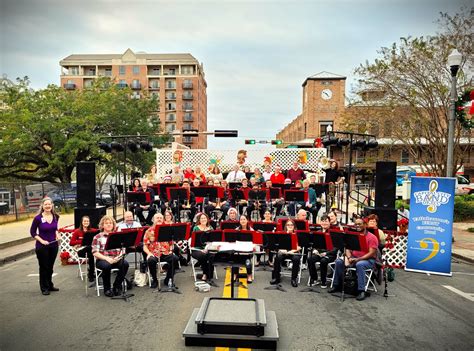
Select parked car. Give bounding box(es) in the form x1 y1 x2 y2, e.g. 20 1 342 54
456 175 474 195
46 186 114 211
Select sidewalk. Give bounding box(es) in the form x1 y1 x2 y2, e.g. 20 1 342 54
0 209 472 266
0 207 122 265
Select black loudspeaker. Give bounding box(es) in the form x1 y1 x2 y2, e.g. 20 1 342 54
74 206 106 229
77 162 96 208
363 207 397 231
375 161 397 209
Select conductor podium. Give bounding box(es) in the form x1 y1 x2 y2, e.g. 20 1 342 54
183 232 279 349
183 297 278 349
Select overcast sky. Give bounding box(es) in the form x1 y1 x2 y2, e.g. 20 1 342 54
1 0 469 149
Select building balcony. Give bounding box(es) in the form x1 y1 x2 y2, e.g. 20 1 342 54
131 81 142 90
149 85 160 90
63 83 76 90
166 107 176 112
166 94 176 100
183 116 193 122
182 105 194 111
183 137 193 143
182 93 193 100
183 82 193 89
165 85 176 90
165 117 176 122
116 83 128 88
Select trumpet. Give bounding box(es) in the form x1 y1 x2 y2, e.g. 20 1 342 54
215 197 221 209
318 157 329 169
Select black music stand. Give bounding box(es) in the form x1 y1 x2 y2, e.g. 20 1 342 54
168 187 189 221
268 187 282 216
220 220 240 230
192 230 222 287
193 186 218 212
159 183 177 201
248 190 267 221
222 230 255 290
127 191 150 205
228 182 241 189
329 230 364 301
155 223 189 294
262 232 294 292
251 222 276 271
297 231 329 293
81 230 98 294
284 190 306 216
105 231 138 301
230 189 246 210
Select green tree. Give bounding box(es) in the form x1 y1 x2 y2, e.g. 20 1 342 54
0 77 165 183
342 9 473 176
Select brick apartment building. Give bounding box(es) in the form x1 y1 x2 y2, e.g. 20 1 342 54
60 49 207 148
276 71 474 180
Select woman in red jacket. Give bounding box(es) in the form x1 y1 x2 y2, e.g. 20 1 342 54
70 216 98 282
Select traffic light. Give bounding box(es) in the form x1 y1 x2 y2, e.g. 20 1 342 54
214 130 238 137
271 140 282 145
245 139 256 145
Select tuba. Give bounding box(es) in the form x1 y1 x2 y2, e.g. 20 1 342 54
318 157 329 169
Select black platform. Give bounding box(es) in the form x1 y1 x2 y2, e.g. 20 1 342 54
183 298 278 350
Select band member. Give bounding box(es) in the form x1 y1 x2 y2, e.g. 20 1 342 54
129 178 142 192
323 160 344 209
236 214 254 283
270 219 302 287
265 179 284 217
307 214 337 288
287 161 306 182
117 211 142 231
328 218 378 301
135 179 156 225
247 183 266 220
328 210 343 229
226 207 239 222
262 164 272 181
366 214 386 248
270 165 285 184
194 166 207 183
30 197 61 295
191 213 215 282
171 179 196 222
205 181 229 222
296 208 309 222
143 213 180 289
253 168 265 183
92 216 129 297
226 164 246 183
302 179 320 223
70 216 97 282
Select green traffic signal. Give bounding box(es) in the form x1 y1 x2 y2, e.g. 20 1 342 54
271 140 282 145
245 139 256 145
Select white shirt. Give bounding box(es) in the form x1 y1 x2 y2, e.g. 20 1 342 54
117 221 142 231
226 170 246 182
262 171 272 181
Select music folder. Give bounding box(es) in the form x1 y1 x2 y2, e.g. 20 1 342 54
167 187 189 202
296 230 330 251
248 189 267 201
127 191 150 205
252 221 277 233
329 229 366 252
268 187 281 200
284 190 307 202
191 230 223 247
81 229 99 247
105 230 138 251
192 186 218 200
155 223 190 242
262 231 297 252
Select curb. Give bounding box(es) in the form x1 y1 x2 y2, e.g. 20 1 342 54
0 237 33 250
452 252 474 265
0 248 36 266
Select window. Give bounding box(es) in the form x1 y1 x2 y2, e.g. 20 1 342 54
356 150 366 163
151 67 160 75
119 66 126 75
105 68 112 76
319 121 333 137
182 66 194 74
119 79 126 85
183 123 193 130
168 68 176 75
70 67 79 75
133 66 139 75
166 123 176 132
67 79 73 84
401 150 410 164
150 80 159 89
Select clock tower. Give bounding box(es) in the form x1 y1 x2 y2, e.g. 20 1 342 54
301 71 346 138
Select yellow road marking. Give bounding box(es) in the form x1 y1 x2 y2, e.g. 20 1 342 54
215 267 251 351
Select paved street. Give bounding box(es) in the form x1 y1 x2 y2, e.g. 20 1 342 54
1 253 473 351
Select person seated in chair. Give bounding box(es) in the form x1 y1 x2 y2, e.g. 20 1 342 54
191 213 215 282
135 179 156 225
143 213 180 289
307 213 337 288
328 218 378 301
270 219 302 287
92 216 129 297
70 216 97 282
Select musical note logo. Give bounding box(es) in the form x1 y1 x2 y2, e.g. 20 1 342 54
413 180 450 213
418 238 440 263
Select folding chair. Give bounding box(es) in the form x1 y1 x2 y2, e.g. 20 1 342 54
146 258 168 289
71 247 87 281
282 248 304 284
94 257 122 297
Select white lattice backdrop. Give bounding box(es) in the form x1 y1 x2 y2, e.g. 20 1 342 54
155 148 327 178
382 232 408 268
59 226 78 263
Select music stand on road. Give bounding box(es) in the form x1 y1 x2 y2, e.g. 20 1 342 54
105 230 138 301
262 232 296 292
167 187 190 221
155 223 190 294
329 229 365 301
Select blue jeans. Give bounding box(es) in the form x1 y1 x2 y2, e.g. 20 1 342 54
333 258 375 291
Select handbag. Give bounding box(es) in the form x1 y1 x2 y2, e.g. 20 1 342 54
134 269 148 287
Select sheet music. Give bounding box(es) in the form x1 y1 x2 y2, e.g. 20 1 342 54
205 241 254 252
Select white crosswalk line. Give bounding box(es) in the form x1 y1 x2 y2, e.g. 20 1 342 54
442 285 474 302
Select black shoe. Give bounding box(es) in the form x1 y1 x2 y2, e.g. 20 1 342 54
150 280 158 289
270 278 280 285
49 286 59 292
41 290 50 296
104 289 114 297
291 280 298 287
113 286 122 296
356 291 366 301
328 286 341 293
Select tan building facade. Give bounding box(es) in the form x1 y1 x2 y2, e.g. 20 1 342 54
60 49 207 148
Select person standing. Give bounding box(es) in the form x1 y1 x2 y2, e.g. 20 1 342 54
30 197 61 295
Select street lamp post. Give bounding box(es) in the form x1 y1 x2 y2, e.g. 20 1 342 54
446 48 463 178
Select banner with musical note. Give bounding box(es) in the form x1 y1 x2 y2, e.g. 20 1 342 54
405 177 455 276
